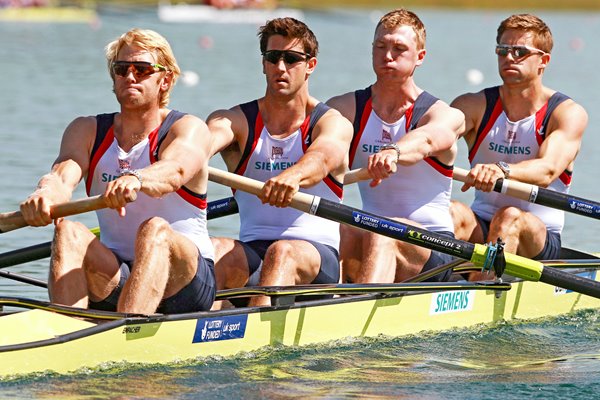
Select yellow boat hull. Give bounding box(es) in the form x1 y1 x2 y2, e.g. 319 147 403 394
1 275 599 378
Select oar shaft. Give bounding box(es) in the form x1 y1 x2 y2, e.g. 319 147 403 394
208 167 600 299
453 167 600 220
0 195 109 234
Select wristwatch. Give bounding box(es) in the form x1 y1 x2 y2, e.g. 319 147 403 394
495 161 510 179
380 143 401 163
119 169 143 185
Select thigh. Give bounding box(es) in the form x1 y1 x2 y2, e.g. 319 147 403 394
306 241 340 284
533 230 562 260
159 258 216 314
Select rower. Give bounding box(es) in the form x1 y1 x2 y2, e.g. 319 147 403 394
326 8 465 284
207 17 353 307
19 29 216 315
449 13 588 280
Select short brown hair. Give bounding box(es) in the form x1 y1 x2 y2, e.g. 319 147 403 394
258 17 319 57
497 14 553 53
376 8 426 50
105 28 181 107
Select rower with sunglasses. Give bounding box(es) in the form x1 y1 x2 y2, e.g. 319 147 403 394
450 14 588 279
20 29 216 314
207 17 353 308
326 8 465 285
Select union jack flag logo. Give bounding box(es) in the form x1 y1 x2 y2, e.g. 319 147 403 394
118 159 131 171
382 129 392 142
271 146 284 158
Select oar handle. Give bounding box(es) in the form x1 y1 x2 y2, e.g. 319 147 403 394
208 167 318 214
344 164 398 185
0 194 133 234
453 166 535 202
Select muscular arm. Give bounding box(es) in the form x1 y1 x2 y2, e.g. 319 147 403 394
206 107 247 170
508 100 587 187
261 109 353 207
20 116 95 226
368 100 465 186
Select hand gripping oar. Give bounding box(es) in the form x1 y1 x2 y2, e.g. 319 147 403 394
0 197 238 270
346 166 600 221
0 194 134 234
208 166 600 299
452 167 600 220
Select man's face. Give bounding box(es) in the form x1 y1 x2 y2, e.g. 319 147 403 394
372 24 425 80
112 45 169 108
496 29 549 85
262 35 315 98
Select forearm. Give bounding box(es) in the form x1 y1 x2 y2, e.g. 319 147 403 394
135 160 189 197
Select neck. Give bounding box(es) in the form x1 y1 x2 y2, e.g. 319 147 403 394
371 79 421 123
499 81 547 121
261 88 313 137
115 106 164 151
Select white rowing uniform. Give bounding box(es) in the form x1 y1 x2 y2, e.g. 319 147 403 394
233 100 343 249
469 86 571 234
349 86 454 233
86 110 215 262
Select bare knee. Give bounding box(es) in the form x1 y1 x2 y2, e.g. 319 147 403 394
450 200 477 241
137 217 170 247
264 241 295 264
490 206 525 231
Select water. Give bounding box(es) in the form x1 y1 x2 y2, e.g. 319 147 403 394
1 7 600 398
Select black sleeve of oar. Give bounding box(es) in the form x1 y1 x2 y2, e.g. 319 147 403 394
536 188 600 220
207 197 239 220
540 267 600 299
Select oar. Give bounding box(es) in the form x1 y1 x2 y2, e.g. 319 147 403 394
0 194 125 234
346 166 600 221
208 166 600 299
452 167 600 220
0 197 238 271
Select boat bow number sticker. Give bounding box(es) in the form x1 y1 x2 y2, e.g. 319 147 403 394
193 314 248 343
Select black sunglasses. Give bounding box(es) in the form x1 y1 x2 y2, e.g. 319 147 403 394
112 61 167 78
495 44 546 59
262 50 311 65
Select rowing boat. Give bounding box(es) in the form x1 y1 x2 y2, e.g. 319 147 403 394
1 256 599 378
2 169 600 378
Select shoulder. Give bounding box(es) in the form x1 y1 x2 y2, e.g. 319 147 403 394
450 90 486 111
207 104 245 126
325 91 356 121
548 94 588 133
63 115 98 140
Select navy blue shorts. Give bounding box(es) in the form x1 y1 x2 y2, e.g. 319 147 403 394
422 231 458 282
239 239 340 285
475 213 561 260
89 252 216 314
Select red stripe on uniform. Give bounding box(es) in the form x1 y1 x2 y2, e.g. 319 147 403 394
324 175 344 199
534 102 549 146
468 99 503 163
349 97 373 168
86 126 115 196
424 157 454 177
177 188 208 209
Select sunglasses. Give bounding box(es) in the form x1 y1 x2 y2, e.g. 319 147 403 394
112 61 167 78
495 44 546 58
262 50 311 65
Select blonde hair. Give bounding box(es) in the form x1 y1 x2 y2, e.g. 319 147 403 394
376 8 426 50
497 14 553 53
105 28 181 107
